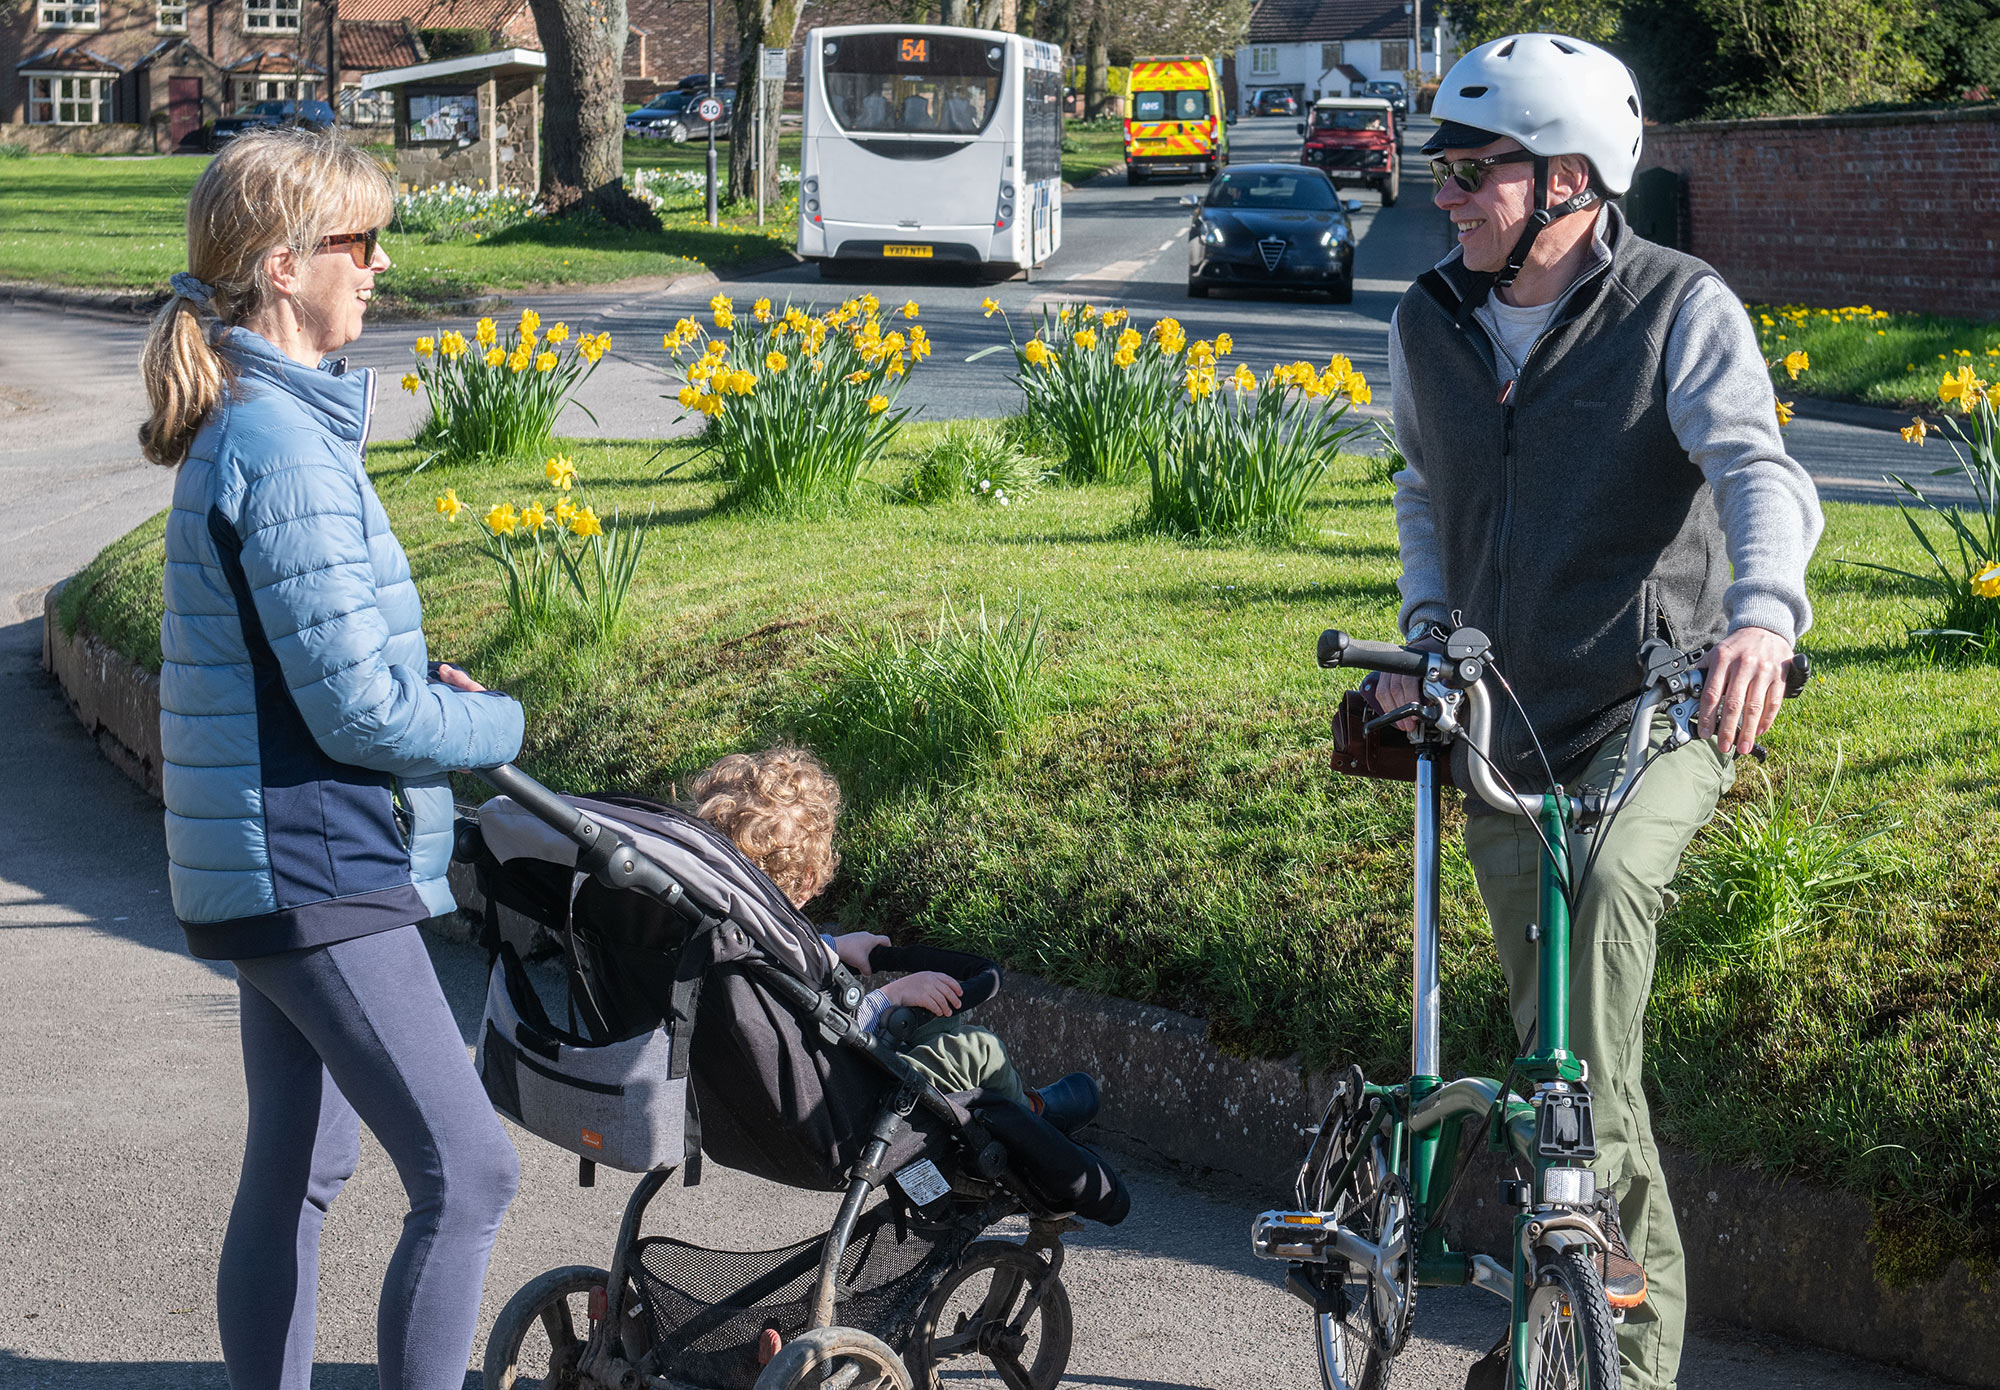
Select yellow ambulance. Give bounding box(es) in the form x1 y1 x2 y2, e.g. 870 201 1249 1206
1123 55 1230 184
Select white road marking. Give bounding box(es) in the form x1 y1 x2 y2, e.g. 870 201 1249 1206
1158 237 1177 251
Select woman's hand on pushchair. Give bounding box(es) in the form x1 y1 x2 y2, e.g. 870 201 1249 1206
831 931 891 972
879 971 963 1018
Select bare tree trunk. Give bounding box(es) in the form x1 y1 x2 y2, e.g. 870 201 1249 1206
1083 0 1108 117
727 0 800 204
937 0 967 23
527 0 657 223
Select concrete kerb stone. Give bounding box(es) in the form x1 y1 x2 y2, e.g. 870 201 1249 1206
37 581 2000 1387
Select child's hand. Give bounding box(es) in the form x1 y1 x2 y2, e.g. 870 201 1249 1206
880 971 962 1018
832 931 891 972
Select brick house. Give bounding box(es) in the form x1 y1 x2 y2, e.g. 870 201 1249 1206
619 0 901 105
1235 0 1455 113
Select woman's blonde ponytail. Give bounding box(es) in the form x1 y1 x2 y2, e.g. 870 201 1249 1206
137 126 394 468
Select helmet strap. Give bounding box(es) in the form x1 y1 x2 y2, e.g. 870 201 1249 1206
1452 156 1602 322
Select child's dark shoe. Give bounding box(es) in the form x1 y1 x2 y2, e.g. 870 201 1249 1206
1031 1072 1101 1134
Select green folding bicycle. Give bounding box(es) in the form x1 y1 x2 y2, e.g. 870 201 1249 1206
1250 624 1807 1390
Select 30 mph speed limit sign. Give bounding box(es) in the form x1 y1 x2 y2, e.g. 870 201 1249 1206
695 95 724 123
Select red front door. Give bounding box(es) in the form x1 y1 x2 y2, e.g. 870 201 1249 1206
168 77 202 149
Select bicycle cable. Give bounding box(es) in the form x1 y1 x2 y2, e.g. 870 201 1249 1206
1480 652 1561 803
1455 734 1576 916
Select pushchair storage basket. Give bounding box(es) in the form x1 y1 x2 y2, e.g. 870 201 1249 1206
476 956 687 1172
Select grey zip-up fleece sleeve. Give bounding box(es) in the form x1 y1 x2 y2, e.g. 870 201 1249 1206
1390 280 1825 643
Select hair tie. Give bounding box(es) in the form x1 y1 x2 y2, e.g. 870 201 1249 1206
169 271 216 308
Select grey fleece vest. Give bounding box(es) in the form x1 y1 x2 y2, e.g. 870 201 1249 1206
1395 211 1729 786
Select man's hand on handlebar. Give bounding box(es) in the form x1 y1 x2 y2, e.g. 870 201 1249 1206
1698 625 1795 757
1374 672 1424 733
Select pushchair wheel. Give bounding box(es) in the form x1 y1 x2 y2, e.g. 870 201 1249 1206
484 1263 610 1390
752 1325 912 1390
904 1241 1073 1390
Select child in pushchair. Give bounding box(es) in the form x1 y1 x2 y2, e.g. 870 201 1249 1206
458 751 1129 1390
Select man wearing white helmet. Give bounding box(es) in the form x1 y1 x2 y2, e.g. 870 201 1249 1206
1375 33 1824 1390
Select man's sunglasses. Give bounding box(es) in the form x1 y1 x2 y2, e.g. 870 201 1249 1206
1428 150 1537 192
317 229 382 269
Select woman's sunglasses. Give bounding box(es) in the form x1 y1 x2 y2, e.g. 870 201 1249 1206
317 229 382 269
1428 150 1537 193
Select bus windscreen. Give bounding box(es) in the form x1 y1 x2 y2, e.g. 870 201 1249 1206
823 32 1005 135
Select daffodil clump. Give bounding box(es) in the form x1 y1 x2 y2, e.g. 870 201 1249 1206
1869 362 2000 662
1147 350 1371 541
982 300 1187 484
432 453 647 639
408 310 612 470
662 293 927 511
391 183 542 242
1746 300 2000 407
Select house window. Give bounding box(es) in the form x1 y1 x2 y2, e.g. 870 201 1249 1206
27 73 113 122
243 0 300 30
1250 46 1278 75
1379 40 1410 70
234 74 312 108
338 83 396 125
1320 42 1343 70
157 0 187 28
37 0 99 27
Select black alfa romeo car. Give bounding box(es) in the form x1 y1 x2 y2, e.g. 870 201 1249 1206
1185 163 1360 302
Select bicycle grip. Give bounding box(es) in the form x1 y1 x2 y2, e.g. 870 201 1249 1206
1782 652 1811 699
1318 628 1430 676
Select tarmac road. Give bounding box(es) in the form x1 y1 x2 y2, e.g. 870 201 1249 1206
0 122 1969 1390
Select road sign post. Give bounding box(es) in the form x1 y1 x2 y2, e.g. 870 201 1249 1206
757 46 785 227
704 0 716 226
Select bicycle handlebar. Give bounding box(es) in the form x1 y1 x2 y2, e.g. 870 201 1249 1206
1318 628 1431 677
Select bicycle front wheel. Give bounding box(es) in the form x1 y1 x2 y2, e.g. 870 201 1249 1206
1315 1311 1390 1390
1522 1247 1621 1390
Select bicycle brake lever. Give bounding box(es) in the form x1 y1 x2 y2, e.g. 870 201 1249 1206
1362 702 1422 737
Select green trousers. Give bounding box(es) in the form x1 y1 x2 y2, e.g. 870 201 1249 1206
1463 727 1732 1390
894 1013 1029 1108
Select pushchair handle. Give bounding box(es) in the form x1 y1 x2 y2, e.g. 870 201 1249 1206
867 943 1003 1012
474 763 706 927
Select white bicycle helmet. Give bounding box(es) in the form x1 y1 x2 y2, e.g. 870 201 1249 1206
1424 34 1644 296
1427 33 1643 195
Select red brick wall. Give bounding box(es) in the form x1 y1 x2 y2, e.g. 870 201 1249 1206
1637 105 2000 319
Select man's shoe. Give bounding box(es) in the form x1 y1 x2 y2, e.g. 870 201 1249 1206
1030 1072 1101 1134
1593 1189 1648 1310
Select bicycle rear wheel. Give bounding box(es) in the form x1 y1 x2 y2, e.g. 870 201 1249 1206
1522 1247 1621 1390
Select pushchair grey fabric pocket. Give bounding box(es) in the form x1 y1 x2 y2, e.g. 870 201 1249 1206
476 956 687 1172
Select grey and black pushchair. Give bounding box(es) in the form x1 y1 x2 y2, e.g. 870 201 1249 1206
454 765 1130 1390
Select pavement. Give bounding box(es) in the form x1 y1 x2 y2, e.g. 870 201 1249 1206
0 115 1970 1390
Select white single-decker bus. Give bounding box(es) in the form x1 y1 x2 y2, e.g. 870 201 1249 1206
799 25 1063 277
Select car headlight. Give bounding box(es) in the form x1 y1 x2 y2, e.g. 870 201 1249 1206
1201 220 1226 246
1320 226 1349 248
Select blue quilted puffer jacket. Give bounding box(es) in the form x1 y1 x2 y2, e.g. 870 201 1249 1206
160 327 524 960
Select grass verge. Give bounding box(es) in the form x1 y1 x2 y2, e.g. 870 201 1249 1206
58 427 2000 1277
1752 302 2000 412
0 154 791 302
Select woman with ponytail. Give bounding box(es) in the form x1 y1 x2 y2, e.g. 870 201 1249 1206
145 127 525 1390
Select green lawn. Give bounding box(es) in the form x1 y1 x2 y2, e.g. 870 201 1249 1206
1060 119 1127 185
57 421 2000 1278
1754 302 2000 412
0 154 794 307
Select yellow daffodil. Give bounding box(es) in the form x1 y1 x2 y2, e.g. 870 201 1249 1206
535 351 558 372
1113 345 1137 370
1023 339 1050 365
1116 327 1142 355
902 300 919 319
766 350 788 372
1058 305 1073 323
1074 327 1098 350
1153 317 1186 354
1973 562 2000 599
546 322 570 344
1185 366 1216 400
439 330 467 358
885 357 907 379
1940 365 1987 408
847 369 872 384
1902 416 1930 445
729 369 757 395
753 297 773 322
1775 399 1794 426
860 293 879 316
507 347 532 373
867 394 890 415
475 317 497 346
569 505 603 539
1232 364 1257 392
1783 349 1809 380
1215 332 1233 356
909 327 931 361
555 496 578 528
545 455 577 490
1103 307 1129 327
1346 374 1372 406
981 297 1000 317
677 385 701 409
579 332 609 364
697 393 724 415
485 503 518 536
434 489 465 521
484 348 506 368
414 336 435 358
400 372 422 393
1188 339 1216 368
518 309 540 337
521 500 549 532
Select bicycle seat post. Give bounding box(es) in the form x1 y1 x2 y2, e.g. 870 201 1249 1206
1410 743 1445 1088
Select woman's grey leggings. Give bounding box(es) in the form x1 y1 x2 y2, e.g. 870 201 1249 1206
223 925 520 1390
